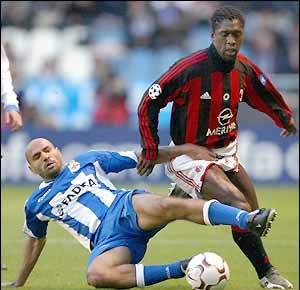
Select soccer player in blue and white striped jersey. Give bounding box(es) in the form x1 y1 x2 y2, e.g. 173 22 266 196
3 138 277 289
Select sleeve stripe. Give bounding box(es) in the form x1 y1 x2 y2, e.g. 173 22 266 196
238 53 293 128
246 75 282 125
138 52 208 160
239 53 293 112
158 52 207 87
185 77 202 143
138 96 157 159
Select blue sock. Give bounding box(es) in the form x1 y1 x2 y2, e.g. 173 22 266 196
143 261 185 286
207 201 249 229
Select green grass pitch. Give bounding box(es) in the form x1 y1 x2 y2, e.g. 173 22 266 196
1 185 299 290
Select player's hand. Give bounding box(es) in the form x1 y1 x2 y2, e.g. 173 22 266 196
184 144 217 161
1 281 17 288
4 110 23 131
136 157 156 176
280 117 297 138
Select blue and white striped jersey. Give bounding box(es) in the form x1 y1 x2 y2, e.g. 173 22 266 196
23 150 138 250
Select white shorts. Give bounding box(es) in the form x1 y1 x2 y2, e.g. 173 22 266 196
165 141 240 198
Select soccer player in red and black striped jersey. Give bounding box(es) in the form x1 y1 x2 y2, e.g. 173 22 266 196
137 6 296 289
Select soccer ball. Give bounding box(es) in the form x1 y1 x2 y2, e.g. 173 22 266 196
185 252 230 290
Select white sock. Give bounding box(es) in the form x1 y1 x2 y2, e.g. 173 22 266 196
135 264 145 288
202 199 219 225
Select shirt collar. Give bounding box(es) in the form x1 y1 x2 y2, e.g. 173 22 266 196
39 180 54 189
38 164 67 189
208 43 236 72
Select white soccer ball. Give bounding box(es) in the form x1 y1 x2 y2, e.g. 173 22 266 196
186 252 230 290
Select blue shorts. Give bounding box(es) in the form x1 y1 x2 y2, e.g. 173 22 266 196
87 189 163 268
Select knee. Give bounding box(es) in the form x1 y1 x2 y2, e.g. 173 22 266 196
87 268 110 288
205 167 252 212
218 182 251 211
231 197 251 212
155 197 177 219
224 191 251 211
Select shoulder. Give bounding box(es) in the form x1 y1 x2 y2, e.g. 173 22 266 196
172 48 209 70
166 48 209 74
24 184 50 212
77 150 137 161
73 150 110 162
158 48 209 86
236 53 260 75
70 150 137 168
69 150 113 168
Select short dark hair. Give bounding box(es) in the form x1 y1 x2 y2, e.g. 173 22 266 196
211 7 245 32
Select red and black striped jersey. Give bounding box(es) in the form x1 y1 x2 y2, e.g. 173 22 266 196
138 44 294 160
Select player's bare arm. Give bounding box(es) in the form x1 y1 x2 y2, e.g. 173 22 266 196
4 236 46 287
136 144 217 176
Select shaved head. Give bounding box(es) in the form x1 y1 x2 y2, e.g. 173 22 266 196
25 138 55 163
26 138 63 180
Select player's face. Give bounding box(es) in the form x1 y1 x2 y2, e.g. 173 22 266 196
211 18 244 62
27 139 63 181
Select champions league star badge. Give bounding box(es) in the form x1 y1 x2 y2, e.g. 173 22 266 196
68 160 80 173
259 74 267 86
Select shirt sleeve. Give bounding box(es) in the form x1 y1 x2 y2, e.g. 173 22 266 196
137 60 190 160
23 206 48 238
1 43 19 110
93 151 138 174
240 54 293 129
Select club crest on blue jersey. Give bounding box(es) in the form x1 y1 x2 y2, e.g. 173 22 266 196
68 160 81 173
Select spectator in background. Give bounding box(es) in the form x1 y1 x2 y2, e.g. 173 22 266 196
93 59 129 126
23 57 88 130
1 1 298 132
287 19 299 72
150 2 189 48
248 28 277 73
17 91 57 129
127 1 156 48
1 42 55 129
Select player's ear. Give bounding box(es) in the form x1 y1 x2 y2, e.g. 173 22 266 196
28 164 36 174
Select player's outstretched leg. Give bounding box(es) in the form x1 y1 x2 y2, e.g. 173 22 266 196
87 246 192 289
226 165 294 289
132 194 276 237
169 185 293 289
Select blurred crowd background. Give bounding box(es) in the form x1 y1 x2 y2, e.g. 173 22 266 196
1 1 299 130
